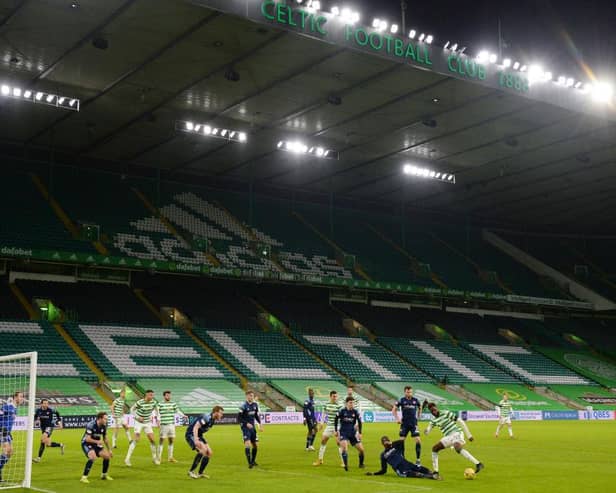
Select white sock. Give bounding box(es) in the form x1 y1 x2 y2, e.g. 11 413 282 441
150 443 157 458
460 448 479 465
508 426 513 437
431 452 439 472
112 432 117 447
126 441 136 460
318 445 326 460
495 425 501 435
168 444 174 459
125 430 131 441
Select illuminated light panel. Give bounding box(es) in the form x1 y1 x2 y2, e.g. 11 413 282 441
408 29 416 39
403 164 455 184
0 83 80 111
176 120 247 143
277 140 339 160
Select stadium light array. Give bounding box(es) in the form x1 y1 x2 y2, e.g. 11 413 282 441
176 120 247 143
0 83 80 111
408 29 416 39
403 164 455 183
276 140 339 160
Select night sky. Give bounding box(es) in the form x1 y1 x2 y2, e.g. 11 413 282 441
343 0 616 83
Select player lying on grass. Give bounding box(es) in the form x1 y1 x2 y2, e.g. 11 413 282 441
365 436 439 479
424 402 484 479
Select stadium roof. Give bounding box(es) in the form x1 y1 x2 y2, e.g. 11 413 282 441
1 0 615 232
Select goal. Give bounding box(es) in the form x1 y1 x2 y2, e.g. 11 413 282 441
0 352 37 489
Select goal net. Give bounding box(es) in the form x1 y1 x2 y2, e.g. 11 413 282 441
0 352 37 489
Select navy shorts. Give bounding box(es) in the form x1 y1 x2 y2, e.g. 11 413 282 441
0 428 12 445
339 432 361 446
241 426 258 443
41 426 54 437
399 423 420 438
186 435 207 450
81 443 103 458
305 419 317 432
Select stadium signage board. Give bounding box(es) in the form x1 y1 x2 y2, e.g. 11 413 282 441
187 0 616 120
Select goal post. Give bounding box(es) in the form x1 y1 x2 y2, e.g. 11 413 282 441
0 351 37 490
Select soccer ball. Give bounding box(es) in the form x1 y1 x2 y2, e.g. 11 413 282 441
464 468 476 480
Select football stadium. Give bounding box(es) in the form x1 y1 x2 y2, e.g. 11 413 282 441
1 0 616 491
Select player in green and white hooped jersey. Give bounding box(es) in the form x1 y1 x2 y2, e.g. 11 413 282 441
110 389 131 448
424 403 484 478
495 393 514 438
313 390 343 466
157 390 187 462
124 390 159 467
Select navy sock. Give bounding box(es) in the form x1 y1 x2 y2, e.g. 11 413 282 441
251 446 258 463
51 442 61 448
359 452 364 466
306 437 311 448
416 442 421 460
38 443 45 458
244 447 251 464
342 451 348 466
102 459 109 474
0 454 8 470
191 453 202 471
82 459 93 476
199 456 210 474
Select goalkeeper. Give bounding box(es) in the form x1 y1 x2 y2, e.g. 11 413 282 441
365 436 439 479
0 391 24 483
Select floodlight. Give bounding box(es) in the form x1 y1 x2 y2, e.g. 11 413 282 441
451 43 458 51
418 33 425 41
489 53 497 63
390 24 398 34
176 120 247 142
591 82 614 103
409 29 416 39
331 6 340 15
443 41 450 49
503 58 511 67
426 34 433 44
512 61 520 70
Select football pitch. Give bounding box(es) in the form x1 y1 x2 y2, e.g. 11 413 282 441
17 421 616 493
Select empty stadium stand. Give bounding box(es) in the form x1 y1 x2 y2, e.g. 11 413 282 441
269 379 384 411
36 377 108 415
294 334 431 383
547 385 616 410
135 378 248 413
0 280 26 319
0 170 91 253
467 343 591 385
373 381 480 411
16 279 159 325
0 320 94 379
194 328 335 380
462 383 568 410
63 323 236 381
379 337 518 384
136 274 259 330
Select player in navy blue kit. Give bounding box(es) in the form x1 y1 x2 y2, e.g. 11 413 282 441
238 390 262 468
0 391 24 483
33 399 64 462
366 436 439 479
334 396 365 471
80 412 113 483
185 405 224 479
392 386 423 464
303 388 317 451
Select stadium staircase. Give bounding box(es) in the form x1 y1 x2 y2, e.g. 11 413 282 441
194 327 335 380
132 288 165 324
532 386 586 410
53 323 106 382
363 223 446 288
294 333 431 383
290 211 370 280
444 385 493 410
466 343 592 385
374 380 484 411
354 383 398 409
378 337 518 384
31 173 108 255
0 320 95 380
248 381 296 411
8 282 37 319
37 377 110 415
135 378 247 413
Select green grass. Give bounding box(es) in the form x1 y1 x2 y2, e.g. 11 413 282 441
12 421 616 492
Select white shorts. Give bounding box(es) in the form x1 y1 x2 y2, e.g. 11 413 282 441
499 416 512 425
322 426 336 438
159 424 176 438
440 431 465 448
111 416 128 428
133 419 153 435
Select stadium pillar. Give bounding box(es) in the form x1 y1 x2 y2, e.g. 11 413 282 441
248 181 254 227
329 191 334 238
